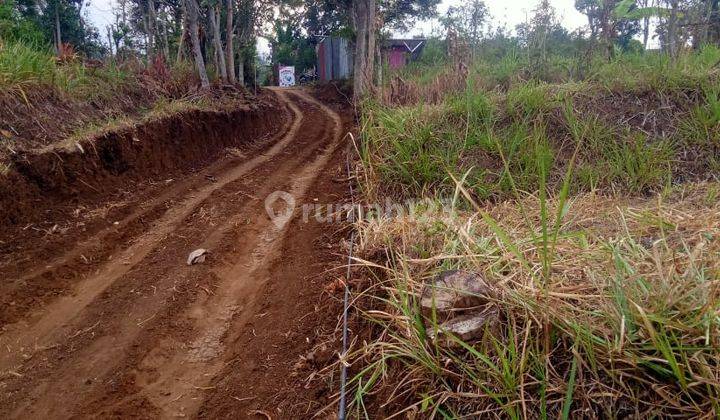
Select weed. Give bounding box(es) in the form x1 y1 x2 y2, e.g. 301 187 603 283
679 87 720 147
351 46 720 419
0 41 54 96
505 82 553 122
348 182 720 417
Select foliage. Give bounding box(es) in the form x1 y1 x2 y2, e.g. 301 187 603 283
364 46 720 199
349 180 720 417
350 33 720 419
441 0 489 48
271 19 317 71
0 0 46 44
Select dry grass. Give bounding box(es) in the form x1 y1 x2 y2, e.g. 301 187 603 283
341 39 720 420
378 62 470 107
344 181 720 418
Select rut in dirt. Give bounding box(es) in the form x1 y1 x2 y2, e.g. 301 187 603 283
0 88 353 419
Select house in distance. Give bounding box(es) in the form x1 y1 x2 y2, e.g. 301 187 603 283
317 37 427 82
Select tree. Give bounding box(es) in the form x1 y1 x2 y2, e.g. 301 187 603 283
352 0 376 97
207 0 228 82
576 0 670 58
226 0 236 83
530 0 557 65
0 0 45 44
185 0 210 87
271 19 317 71
441 0 489 55
235 0 272 86
352 0 440 97
304 0 352 35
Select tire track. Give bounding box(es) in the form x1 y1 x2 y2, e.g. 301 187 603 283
132 89 343 418
0 90 302 374
0 89 347 420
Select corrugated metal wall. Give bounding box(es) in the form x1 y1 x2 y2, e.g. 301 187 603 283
317 37 352 81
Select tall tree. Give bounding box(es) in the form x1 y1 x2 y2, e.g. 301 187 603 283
576 0 670 57
441 0 489 55
185 0 210 87
352 0 376 97
40 0 103 56
208 1 228 82
352 0 440 97
226 0 236 83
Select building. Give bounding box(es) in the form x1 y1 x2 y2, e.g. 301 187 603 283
383 39 426 70
316 37 427 82
316 36 353 82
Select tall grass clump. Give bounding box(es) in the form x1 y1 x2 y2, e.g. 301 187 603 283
0 40 55 93
363 80 693 201
679 87 720 147
587 45 720 92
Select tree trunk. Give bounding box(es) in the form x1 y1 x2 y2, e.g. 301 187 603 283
106 26 113 56
147 0 157 60
668 0 679 59
161 10 171 59
352 0 367 97
701 0 714 45
185 0 210 87
225 0 235 84
54 2 62 55
352 0 376 98
237 49 245 86
176 3 187 64
641 0 651 49
209 4 227 82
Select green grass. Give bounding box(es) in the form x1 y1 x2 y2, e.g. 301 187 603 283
0 40 141 102
350 47 720 418
362 80 689 200
679 87 720 147
0 41 55 95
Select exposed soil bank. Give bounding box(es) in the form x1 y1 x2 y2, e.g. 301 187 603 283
0 91 286 227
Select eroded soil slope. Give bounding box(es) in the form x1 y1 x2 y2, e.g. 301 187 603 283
0 87 353 418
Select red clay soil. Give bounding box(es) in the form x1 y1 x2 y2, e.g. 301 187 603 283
0 87 355 419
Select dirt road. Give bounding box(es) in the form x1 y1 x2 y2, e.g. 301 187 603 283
0 88 351 418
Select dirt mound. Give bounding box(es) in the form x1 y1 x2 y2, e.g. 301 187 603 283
0 91 285 228
314 81 354 107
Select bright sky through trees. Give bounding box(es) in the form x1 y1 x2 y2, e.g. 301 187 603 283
85 0 589 47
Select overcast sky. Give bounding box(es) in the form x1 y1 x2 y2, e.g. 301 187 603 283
404 0 587 37
85 0 590 48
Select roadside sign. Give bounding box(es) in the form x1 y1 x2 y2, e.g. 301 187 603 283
279 66 295 87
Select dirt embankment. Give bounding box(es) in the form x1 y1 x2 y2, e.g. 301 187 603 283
0 91 284 227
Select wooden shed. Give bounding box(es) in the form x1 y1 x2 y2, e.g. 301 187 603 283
383 39 426 70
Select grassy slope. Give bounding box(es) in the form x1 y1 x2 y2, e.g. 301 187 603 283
0 40 238 161
348 48 720 418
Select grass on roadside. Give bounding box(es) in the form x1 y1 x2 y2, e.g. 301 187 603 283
347 47 720 418
347 180 720 418
362 70 716 201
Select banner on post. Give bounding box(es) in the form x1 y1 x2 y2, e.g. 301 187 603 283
279 66 295 87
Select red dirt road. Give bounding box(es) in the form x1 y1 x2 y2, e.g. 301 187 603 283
0 88 352 418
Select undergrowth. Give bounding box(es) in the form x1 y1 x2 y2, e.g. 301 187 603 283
349 182 720 418
363 49 720 200
0 39 230 154
347 48 720 418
